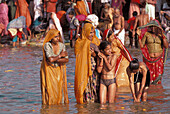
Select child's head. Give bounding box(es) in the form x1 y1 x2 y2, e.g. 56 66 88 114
68 10 75 19
99 41 111 56
129 58 139 73
132 11 138 17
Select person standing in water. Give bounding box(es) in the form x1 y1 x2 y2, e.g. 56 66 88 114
40 29 69 105
127 58 150 102
97 41 117 104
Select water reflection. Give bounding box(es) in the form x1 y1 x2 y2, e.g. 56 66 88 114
0 45 169 113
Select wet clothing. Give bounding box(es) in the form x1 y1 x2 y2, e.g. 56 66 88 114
134 70 150 87
100 77 116 87
44 42 68 67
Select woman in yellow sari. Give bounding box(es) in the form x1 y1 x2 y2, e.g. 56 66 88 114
74 23 100 104
40 29 69 105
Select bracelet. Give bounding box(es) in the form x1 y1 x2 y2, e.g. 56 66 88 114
99 65 103 67
162 35 166 39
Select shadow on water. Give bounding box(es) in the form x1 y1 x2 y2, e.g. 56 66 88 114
0 45 169 113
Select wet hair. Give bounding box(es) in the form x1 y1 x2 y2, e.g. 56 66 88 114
132 11 138 16
99 41 111 51
107 30 113 39
129 58 139 71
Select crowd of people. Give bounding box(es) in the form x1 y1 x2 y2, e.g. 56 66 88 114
0 0 169 105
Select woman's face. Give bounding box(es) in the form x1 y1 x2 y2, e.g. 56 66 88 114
149 26 157 33
104 45 112 56
88 28 95 41
51 33 60 44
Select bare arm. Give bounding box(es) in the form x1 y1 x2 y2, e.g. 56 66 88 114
137 66 147 100
48 50 68 63
100 9 104 20
139 33 147 48
97 56 103 73
103 54 117 71
127 68 137 102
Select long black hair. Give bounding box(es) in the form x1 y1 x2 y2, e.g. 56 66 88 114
129 58 139 71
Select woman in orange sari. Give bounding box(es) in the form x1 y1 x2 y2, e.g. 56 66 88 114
15 0 32 27
40 29 69 105
74 23 100 104
103 29 133 89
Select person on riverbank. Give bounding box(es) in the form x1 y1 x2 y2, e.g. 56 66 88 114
74 23 100 104
97 41 117 104
67 10 80 48
40 29 69 105
127 58 150 102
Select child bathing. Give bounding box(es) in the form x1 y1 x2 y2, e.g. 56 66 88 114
97 41 117 104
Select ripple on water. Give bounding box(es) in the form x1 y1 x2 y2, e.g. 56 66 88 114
0 46 169 113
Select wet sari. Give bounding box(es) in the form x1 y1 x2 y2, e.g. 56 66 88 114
74 23 100 104
138 20 168 84
40 29 69 105
15 0 32 27
103 29 133 88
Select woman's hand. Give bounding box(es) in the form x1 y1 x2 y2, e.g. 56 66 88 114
90 47 97 57
98 52 106 60
60 50 68 58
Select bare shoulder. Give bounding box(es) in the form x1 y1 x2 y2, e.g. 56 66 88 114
139 62 147 70
111 53 117 60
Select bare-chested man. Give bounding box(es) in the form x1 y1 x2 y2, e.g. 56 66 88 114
112 8 125 45
132 8 150 37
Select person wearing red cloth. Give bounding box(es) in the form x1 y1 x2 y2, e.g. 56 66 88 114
127 11 138 48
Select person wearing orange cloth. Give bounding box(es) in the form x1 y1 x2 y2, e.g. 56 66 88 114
40 29 69 105
15 0 32 28
103 29 133 89
74 0 88 16
74 23 100 104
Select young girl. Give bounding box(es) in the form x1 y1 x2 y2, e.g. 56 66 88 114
127 58 150 102
97 41 117 104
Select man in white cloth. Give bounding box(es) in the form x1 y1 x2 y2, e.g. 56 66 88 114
112 8 125 45
145 0 157 20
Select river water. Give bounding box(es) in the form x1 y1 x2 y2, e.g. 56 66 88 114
0 45 169 113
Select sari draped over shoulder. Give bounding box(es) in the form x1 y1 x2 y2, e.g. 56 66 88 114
104 29 133 89
74 1 88 16
74 23 100 104
0 3 9 36
15 0 32 27
138 20 168 84
40 29 69 105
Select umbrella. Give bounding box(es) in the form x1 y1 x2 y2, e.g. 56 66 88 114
7 16 26 30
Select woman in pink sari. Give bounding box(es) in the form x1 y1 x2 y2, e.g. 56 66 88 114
0 0 9 36
138 20 168 84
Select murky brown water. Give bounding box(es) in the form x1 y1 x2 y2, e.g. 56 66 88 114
0 45 169 113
